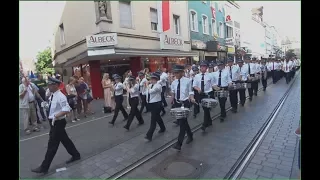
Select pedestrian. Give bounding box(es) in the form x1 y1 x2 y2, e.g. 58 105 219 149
244 57 255 101
170 65 194 151
109 74 128 125
159 68 168 108
123 75 144 130
65 77 80 123
101 73 113 113
155 70 167 117
145 72 166 141
31 76 80 174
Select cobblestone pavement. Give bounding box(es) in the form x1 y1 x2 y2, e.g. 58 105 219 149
121 75 300 179
26 76 298 179
240 76 301 179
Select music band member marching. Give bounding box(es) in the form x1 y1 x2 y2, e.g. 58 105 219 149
31 77 81 174
145 72 166 141
124 76 144 130
283 58 293 84
191 66 200 118
109 74 129 125
226 59 240 113
138 71 149 113
171 65 194 151
155 71 167 117
212 61 232 121
260 60 268 91
252 58 260 96
244 57 255 101
237 60 248 106
193 61 214 132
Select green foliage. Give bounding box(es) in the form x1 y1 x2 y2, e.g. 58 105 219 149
35 48 54 74
285 49 296 59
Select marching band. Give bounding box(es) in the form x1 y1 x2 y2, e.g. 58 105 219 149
106 57 299 151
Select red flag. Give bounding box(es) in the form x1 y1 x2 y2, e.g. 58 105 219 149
162 0 170 32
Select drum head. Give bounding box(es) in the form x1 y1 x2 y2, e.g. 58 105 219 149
171 107 190 111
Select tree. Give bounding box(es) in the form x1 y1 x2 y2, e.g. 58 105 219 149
285 49 296 59
35 47 54 74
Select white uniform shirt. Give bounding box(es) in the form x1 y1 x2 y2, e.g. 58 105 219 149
214 66 218 72
260 65 268 79
146 83 162 103
238 65 249 81
139 78 147 95
275 62 281 70
283 61 293 73
160 72 168 87
243 63 256 75
48 90 71 119
193 73 214 93
114 82 124 96
254 63 260 73
225 65 240 81
268 62 277 71
212 69 232 87
19 84 29 109
128 84 140 98
171 77 194 101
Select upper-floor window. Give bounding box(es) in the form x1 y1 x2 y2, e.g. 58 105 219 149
226 25 233 38
59 23 65 46
173 15 180 35
202 15 209 34
190 10 198 32
119 1 133 28
150 8 158 31
211 18 217 36
219 22 224 38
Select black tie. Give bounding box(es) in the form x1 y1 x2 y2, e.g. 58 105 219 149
177 79 181 100
201 73 205 93
129 85 131 99
218 70 222 87
229 66 232 79
138 81 141 92
48 94 53 115
248 63 251 74
148 84 154 103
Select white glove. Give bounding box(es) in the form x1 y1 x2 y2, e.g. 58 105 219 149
52 115 57 126
213 85 220 91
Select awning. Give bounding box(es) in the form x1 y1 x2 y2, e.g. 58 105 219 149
63 47 198 67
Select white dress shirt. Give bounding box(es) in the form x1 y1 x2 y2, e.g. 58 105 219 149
48 90 71 119
139 78 147 95
193 73 214 93
146 83 162 103
275 62 281 70
27 84 36 102
268 62 277 71
254 63 260 73
260 65 268 79
114 82 124 96
243 63 256 75
160 72 168 87
19 84 29 109
214 66 218 72
283 61 293 73
171 77 194 101
129 84 140 98
238 65 248 81
225 65 240 81
212 69 232 87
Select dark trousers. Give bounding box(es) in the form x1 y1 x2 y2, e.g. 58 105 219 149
126 97 144 127
267 71 272 79
261 78 267 89
271 70 276 84
199 91 214 127
173 100 193 146
193 89 200 115
146 101 166 139
229 89 238 110
285 72 291 84
139 94 149 113
247 79 254 98
161 86 167 107
218 87 228 117
41 119 80 171
252 80 259 95
111 95 128 123
238 88 246 105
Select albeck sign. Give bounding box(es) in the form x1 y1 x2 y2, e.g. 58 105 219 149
86 33 118 48
160 33 184 50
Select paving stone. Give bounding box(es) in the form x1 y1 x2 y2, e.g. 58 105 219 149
262 166 279 174
241 172 259 179
276 164 292 171
261 161 277 168
248 163 263 170
277 169 291 177
266 154 280 159
256 170 273 178
99 172 111 178
266 157 281 164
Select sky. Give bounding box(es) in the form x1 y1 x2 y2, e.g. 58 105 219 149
19 1 300 61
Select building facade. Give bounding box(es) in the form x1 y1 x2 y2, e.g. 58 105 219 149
264 23 273 56
52 1 196 98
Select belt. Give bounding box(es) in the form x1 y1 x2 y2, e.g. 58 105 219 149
48 118 65 121
29 101 34 103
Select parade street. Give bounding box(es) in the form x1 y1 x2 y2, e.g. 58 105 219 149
19 75 300 179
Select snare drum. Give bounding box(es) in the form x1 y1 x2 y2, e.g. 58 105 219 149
238 83 248 89
254 75 260 81
170 107 191 120
246 82 252 89
214 90 229 98
228 83 238 90
201 98 219 108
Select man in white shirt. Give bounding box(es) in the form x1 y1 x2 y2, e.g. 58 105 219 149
266 58 272 79
191 66 200 118
138 71 149 113
252 58 260 96
159 68 168 108
243 57 255 101
237 60 249 106
260 60 268 91
31 77 80 174
212 61 232 121
268 59 277 84
170 65 195 151
226 59 240 113
145 72 166 141
291 57 297 78
283 58 293 84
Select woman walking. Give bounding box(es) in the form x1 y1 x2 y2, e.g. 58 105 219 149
101 73 113 113
66 77 80 123
123 75 144 130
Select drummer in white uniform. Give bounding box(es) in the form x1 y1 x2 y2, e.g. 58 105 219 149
226 59 240 113
252 58 260 96
237 59 249 106
193 61 214 132
170 65 195 151
191 66 200 118
212 61 232 121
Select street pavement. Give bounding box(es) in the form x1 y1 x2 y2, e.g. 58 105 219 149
18 75 297 179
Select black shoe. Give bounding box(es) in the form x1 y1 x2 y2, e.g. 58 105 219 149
186 137 193 144
161 111 166 117
263 88 266 91
208 123 212 127
241 103 244 107
144 136 152 142
231 108 237 113
172 143 181 151
123 125 129 131
66 156 81 164
158 129 166 133
109 121 114 125
201 126 206 132
31 166 48 174
138 121 144 125
254 93 257 96
173 121 179 125
220 117 225 122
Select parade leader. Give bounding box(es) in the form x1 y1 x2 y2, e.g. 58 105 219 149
31 76 81 174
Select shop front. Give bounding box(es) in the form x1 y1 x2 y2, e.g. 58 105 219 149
190 40 206 64
206 41 227 63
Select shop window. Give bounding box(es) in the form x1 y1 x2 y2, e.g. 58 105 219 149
144 57 165 72
226 25 233 38
167 57 188 72
119 1 133 28
150 8 158 31
202 15 209 34
190 10 198 32
173 15 180 35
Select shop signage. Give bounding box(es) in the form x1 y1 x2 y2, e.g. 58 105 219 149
86 33 118 48
228 46 235 53
218 45 227 52
160 33 184 50
226 15 232 22
191 40 206 50
225 38 235 46
205 52 218 57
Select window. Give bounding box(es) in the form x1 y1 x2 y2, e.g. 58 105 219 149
59 23 65 45
190 10 198 32
226 25 233 38
211 18 217 36
202 15 209 34
173 15 180 35
150 8 158 31
219 22 224 38
119 1 133 28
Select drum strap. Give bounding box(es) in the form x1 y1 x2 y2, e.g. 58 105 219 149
147 84 154 103
177 79 180 100
201 74 205 93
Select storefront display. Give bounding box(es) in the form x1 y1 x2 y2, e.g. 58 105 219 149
144 57 165 72
167 57 189 71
